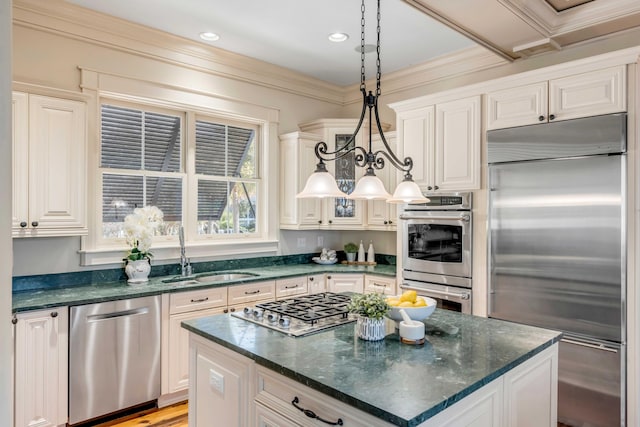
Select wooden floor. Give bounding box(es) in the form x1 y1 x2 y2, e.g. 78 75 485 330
95 402 188 427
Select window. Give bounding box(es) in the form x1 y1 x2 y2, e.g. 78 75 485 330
100 104 183 239
98 103 261 245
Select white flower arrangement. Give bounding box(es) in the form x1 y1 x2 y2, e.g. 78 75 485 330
123 206 164 261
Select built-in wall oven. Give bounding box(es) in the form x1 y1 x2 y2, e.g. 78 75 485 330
399 192 473 314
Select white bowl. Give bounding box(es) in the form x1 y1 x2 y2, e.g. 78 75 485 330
385 296 437 322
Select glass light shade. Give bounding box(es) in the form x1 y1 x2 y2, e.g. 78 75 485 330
296 171 347 198
387 179 429 204
347 174 391 200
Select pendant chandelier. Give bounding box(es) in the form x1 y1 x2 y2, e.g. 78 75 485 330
296 0 428 204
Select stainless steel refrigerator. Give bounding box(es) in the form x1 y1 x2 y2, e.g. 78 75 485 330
487 113 626 427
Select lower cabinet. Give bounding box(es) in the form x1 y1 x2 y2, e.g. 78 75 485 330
189 334 558 427
327 273 364 293
14 307 68 427
307 274 326 294
275 277 308 299
364 274 396 295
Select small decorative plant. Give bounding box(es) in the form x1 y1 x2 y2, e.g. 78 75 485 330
123 206 164 261
344 242 358 253
347 293 390 320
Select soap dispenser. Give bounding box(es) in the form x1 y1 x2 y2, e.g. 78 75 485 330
367 241 375 263
357 240 365 263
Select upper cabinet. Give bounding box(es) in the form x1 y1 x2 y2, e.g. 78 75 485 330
366 131 397 230
12 91 87 237
486 65 626 130
396 95 481 192
280 119 397 230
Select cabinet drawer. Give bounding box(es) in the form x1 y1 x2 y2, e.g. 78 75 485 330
255 367 393 427
169 287 228 315
364 275 396 295
228 281 276 306
276 277 308 299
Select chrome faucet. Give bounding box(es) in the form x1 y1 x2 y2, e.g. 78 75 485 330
179 226 192 276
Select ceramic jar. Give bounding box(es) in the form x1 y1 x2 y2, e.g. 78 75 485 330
125 259 151 284
356 316 386 341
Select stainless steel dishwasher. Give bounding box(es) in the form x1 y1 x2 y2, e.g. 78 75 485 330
69 295 161 425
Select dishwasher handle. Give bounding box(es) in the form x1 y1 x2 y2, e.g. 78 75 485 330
87 307 150 322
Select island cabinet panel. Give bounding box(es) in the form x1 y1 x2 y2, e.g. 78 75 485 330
275 277 309 299
255 402 299 427
326 273 364 293
188 334 255 427
503 343 558 427
254 367 395 427
14 307 68 427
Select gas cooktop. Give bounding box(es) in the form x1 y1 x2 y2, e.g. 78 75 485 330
231 292 355 337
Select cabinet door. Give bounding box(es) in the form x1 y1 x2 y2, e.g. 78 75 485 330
327 274 364 293
549 65 626 122
14 308 68 427
367 132 397 229
397 106 435 189
28 95 86 234
486 82 548 130
168 307 226 393
307 274 326 294
297 137 324 227
12 92 29 231
435 96 481 191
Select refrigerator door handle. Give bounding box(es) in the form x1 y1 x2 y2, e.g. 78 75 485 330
561 337 619 353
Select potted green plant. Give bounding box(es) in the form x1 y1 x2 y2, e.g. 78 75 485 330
347 293 390 341
344 242 358 262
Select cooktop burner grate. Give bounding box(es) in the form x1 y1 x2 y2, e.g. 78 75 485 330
255 292 351 324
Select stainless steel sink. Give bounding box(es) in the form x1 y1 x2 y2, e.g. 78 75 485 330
195 272 258 283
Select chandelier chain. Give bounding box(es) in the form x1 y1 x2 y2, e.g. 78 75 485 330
360 0 366 91
376 0 381 96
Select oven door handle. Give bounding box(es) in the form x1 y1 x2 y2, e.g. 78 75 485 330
400 283 471 300
399 214 470 222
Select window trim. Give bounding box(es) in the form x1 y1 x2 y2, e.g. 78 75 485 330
79 68 279 266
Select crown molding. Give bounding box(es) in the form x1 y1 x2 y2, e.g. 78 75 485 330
13 0 346 104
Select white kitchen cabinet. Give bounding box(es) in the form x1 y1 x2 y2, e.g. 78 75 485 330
364 274 396 296
227 280 276 306
12 92 87 237
486 65 626 130
366 131 398 230
164 287 228 396
396 96 481 192
14 307 68 427
326 273 364 293
189 334 255 427
275 276 308 299
279 119 370 230
307 274 326 294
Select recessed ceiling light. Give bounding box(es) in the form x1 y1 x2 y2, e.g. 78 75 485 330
328 32 349 43
199 32 220 41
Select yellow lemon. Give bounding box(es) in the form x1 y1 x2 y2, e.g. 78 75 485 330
386 298 400 307
398 301 414 308
412 298 426 307
400 290 417 303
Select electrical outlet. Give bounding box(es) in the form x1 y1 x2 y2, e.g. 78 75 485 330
317 236 324 247
297 237 306 248
209 369 224 394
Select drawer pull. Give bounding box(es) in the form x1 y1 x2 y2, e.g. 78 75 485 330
190 297 209 303
291 397 343 426
244 290 261 295
373 283 387 287
284 284 299 289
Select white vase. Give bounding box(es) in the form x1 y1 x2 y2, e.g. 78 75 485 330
356 316 386 341
125 259 151 284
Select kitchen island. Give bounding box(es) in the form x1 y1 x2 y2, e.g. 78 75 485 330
182 309 562 427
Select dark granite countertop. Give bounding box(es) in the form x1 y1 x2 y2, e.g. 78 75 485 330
182 309 562 427
11 263 396 312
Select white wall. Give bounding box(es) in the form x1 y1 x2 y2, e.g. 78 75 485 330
1 1 13 424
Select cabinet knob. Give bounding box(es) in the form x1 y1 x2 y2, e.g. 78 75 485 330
384 221 388 225
538 115 545 122
31 221 39 227
427 186 433 190
327 275 332 280
11 316 17 325
389 220 393 224
318 220 322 224
309 277 314 281
51 311 58 318
223 309 229 313
19 221 27 228
434 185 439 190
328 220 332 224
230 307 236 312
549 114 556 121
